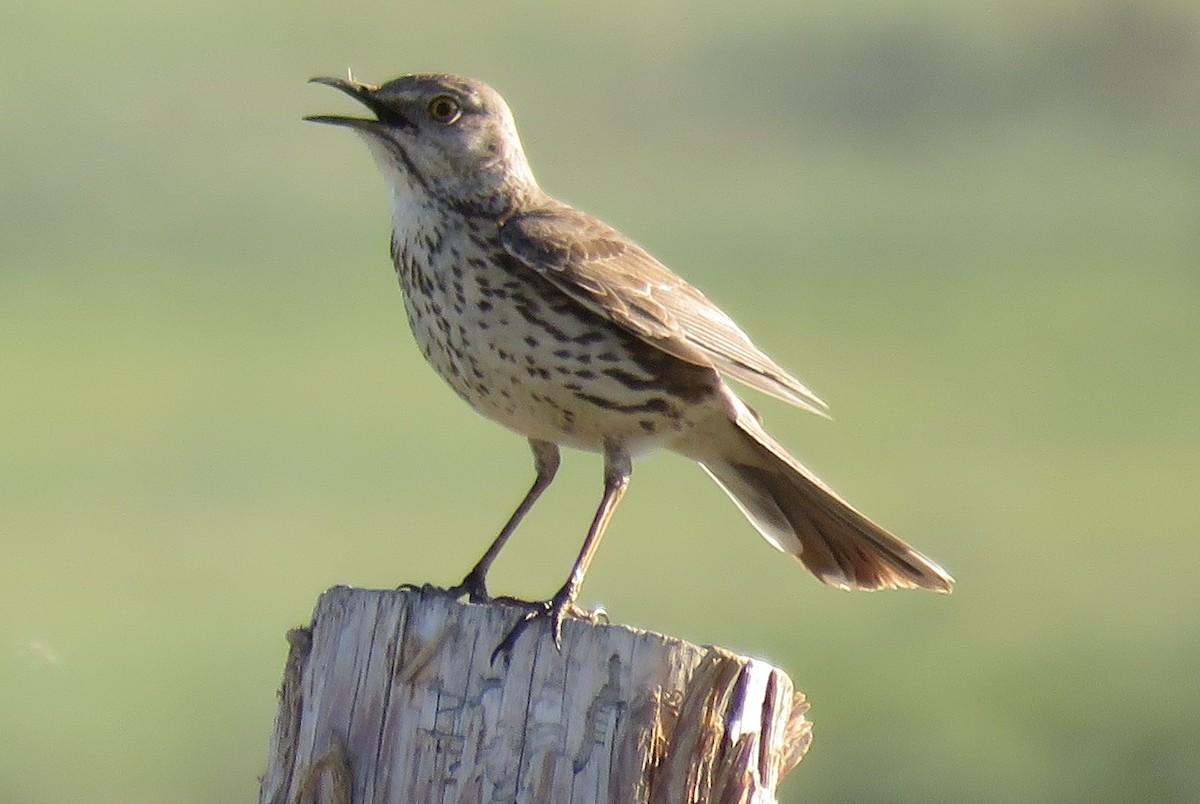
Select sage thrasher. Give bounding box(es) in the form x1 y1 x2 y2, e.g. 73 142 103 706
307 72 953 649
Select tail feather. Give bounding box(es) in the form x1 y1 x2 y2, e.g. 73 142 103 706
692 403 954 593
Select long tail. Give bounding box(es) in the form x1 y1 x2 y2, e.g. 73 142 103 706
685 400 954 593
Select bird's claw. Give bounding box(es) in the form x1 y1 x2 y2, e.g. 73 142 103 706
397 580 601 665
397 572 493 604
490 592 587 664
445 569 493 604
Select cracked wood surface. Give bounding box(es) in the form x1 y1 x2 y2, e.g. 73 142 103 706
260 586 811 804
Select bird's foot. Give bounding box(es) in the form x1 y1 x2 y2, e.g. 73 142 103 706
444 569 492 604
490 588 597 664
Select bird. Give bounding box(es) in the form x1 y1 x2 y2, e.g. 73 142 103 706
306 72 953 650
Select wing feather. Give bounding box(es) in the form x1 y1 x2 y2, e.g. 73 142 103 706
500 202 829 416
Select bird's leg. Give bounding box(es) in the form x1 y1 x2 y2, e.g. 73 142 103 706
492 443 631 662
447 439 560 603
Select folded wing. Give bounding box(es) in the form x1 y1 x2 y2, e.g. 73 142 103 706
500 202 829 416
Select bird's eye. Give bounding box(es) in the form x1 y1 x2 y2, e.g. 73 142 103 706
427 95 462 124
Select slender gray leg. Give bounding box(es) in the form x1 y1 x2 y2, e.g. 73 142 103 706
493 441 631 660
450 438 560 602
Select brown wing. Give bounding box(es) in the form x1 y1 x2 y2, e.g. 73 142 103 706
500 201 829 416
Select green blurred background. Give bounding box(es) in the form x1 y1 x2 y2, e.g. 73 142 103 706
3 1 1197 801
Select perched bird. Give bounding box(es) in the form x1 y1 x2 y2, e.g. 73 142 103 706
306 72 953 649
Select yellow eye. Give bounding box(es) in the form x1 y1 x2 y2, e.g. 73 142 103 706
427 95 462 124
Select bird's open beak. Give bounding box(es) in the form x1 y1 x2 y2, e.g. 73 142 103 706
305 76 394 133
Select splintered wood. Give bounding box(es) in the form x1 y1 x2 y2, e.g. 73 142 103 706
260 586 811 804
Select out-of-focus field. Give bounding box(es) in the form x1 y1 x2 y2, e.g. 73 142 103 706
2 2 1197 801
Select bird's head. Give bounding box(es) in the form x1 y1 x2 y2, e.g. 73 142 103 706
307 73 540 216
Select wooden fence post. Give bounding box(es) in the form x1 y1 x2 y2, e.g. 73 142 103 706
259 586 812 803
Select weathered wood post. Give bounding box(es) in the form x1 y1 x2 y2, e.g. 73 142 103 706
260 586 811 803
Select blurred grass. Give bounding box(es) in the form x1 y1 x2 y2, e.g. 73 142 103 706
2 1 1199 801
